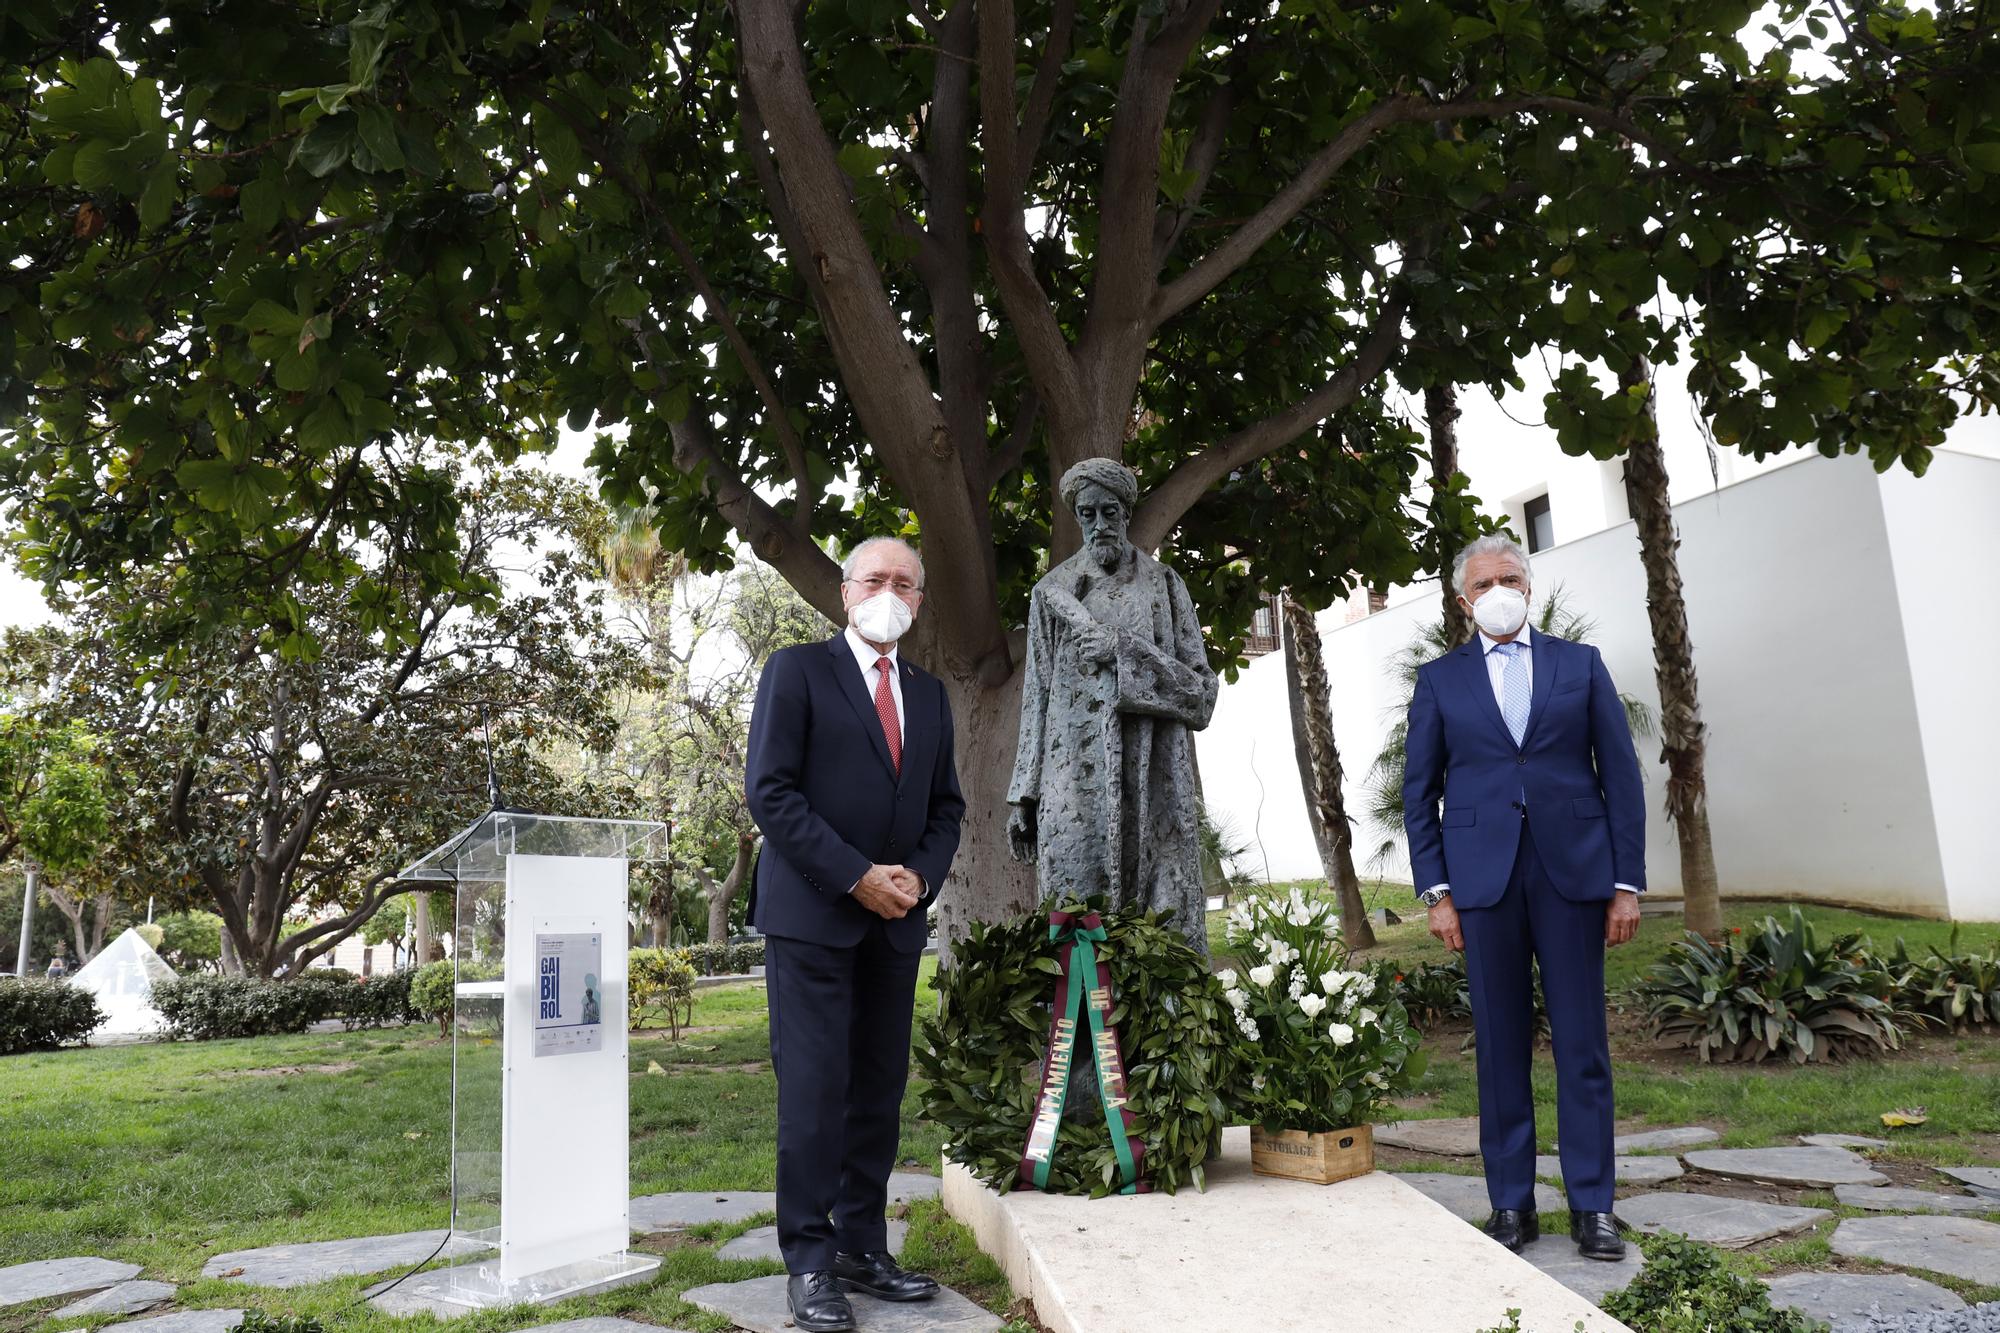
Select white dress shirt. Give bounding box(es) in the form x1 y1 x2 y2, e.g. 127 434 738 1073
1425 624 1637 899
843 625 904 732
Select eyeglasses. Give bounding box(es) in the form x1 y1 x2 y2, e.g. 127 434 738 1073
846 575 923 595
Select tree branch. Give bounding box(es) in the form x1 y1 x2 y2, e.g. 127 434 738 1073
1019 0 1077 177
1130 288 1410 551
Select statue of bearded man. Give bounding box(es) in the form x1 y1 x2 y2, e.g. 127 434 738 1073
1005 458 1220 953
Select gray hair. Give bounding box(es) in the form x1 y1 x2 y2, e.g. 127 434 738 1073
840 536 925 590
1451 533 1533 596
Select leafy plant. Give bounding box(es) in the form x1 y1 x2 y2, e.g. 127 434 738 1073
338 971 419 1030
674 941 764 977
630 948 696 1038
1391 957 1473 1030
238 1311 325 1333
150 975 349 1041
918 899 1237 1198
1220 889 1425 1132
1635 908 1914 1064
1884 929 2000 1033
1600 1232 1828 1333
408 959 502 1038
0 978 103 1053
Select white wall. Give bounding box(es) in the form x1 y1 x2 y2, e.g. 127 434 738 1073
1197 451 2000 919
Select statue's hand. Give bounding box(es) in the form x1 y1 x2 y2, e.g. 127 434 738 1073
1076 622 1117 668
1006 801 1037 863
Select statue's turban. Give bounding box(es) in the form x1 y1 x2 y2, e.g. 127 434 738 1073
1058 458 1140 510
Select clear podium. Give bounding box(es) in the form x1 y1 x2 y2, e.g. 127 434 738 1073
399 811 669 1309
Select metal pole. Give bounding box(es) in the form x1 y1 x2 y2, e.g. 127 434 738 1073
15 862 37 976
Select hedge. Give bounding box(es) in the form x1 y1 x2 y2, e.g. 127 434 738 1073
339 971 421 1030
151 975 351 1040
677 940 764 976
0 979 104 1054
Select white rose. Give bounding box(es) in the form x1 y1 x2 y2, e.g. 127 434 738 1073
1216 968 1239 988
1358 1008 1379 1027
1320 969 1341 993
1249 964 1277 987
1365 1071 1386 1088
1226 988 1250 1012
1328 1022 1356 1047
1298 993 1328 1018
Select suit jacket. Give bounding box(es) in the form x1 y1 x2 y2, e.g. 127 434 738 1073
1401 633 1645 909
744 634 965 952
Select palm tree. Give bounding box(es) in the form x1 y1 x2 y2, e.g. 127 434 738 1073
1363 586 1657 869
1425 383 1474 649
1618 351 1723 941
1282 596 1376 950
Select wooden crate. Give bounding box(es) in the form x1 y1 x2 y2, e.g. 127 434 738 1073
1248 1124 1375 1185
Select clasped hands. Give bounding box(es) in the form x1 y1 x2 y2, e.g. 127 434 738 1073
1427 889 1641 953
853 863 925 920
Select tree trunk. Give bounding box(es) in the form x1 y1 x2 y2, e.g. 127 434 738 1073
1280 598 1376 951
414 890 433 966
930 664 1039 959
1619 352 1723 942
706 830 757 945
1426 383 1473 648
40 883 115 965
218 920 243 975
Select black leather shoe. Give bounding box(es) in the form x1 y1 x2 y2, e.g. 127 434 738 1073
834 1249 941 1302
786 1272 856 1332
1572 1210 1627 1261
1483 1208 1539 1252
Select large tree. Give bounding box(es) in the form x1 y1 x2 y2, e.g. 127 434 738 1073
5 1 1995 932
0 466 642 977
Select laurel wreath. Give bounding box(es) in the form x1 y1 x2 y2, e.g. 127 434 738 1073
916 898 1239 1197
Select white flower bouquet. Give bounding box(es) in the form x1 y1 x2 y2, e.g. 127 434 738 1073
1221 887 1426 1134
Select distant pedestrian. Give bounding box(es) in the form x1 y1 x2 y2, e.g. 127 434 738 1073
45 955 67 980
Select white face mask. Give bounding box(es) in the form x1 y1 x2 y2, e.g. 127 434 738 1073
850 589 914 644
1469 586 1529 638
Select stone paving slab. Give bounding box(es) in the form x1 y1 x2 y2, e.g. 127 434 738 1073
1610 1127 1720 1155
716 1222 910 1264
1831 1215 2000 1285
1535 1155 1684 1186
1764 1272 1964 1332
1939 1167 2000 1199
513 1319 691 1333
362 1257 658 1320
889 1171 942 1204
684 1275 1002 1333
1617 1192 1830 1249
628 1192 776 1232
1800 1134 1889 1150
104 1309 246 1333
1517 1235 1643 1305
1386 1173 1565 1225
1683 1146 1889 1188
0 1258 144 1309
1376 1117 1482 1156
202 1230 485 1287
51 1280 177 1318
1835 1185 2000 1217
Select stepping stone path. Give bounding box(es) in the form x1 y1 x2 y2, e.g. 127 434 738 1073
1609 1126 1719 1155
1391 1173 1564 1223
362 1259 659 1320
717 1221 909 1264
1376 1117 1482 1156
1835 1185 2000 1217
888 1171 942 1203
1683 1146 1889 1188
522 1321 692 1333
1800 1133 1889 1150
1516 1235 1642 1305
685 1274 1003 1333
1534 1155 1684 1186
52 1280 177 1318
628 1191 776 1232
103 1310 246 1333
202 1230 485 1287
1831 1215 2000 1286
1617 1192 1830 1249
1764 1273 1965 1333
0 1258 143 1308
1939 1167 2000 1200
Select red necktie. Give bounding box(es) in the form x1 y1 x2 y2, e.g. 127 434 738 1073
874 657 902 776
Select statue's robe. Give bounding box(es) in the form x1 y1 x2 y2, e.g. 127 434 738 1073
1007 544 1219 951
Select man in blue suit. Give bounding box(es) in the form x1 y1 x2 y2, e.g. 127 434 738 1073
746 536 965 1332
1403 533 1645 1262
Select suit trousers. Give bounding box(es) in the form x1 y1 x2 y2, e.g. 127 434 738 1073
765 920 922 1273
1458 818 1617 1214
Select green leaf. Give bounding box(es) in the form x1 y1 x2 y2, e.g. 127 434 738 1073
602 280 648 320
354 103 406 172
295 117 357 178
138 160 177 230
239 178 281 235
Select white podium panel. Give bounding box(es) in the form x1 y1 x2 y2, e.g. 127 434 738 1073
500 854 629 1281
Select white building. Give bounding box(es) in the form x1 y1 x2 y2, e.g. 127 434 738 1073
1195 362 2000 924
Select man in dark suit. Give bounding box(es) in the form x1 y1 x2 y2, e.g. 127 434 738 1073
745 536 965 1333
1403 533 1646 1262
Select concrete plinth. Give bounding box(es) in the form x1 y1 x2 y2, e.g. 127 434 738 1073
943 1126 1632 1333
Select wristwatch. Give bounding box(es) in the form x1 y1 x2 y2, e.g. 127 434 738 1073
1419 887 1451 909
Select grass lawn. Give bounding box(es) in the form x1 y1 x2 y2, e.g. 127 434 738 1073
0 957 1019 1333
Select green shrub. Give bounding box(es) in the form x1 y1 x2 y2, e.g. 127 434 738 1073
340 971 419 1030
0 979 104 1054
1600 1232 1828 1332
150 975 348 1041
1635 907 1912 1064
1391 957 1472 1029
239 1310 325 1333
1885 929 2000 1033
630 948 697 1037
675 940 764 976
310 966 358 984
408 959 503 1037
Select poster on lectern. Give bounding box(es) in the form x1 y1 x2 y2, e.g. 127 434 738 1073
533 932 604 1057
